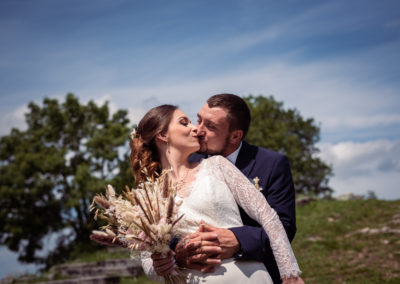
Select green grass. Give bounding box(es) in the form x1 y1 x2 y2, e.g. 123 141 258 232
67 247 131 263
292 199 400 283
120 275 157 284
17 199 400 283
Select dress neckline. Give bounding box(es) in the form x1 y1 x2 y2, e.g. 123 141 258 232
176 158 206 199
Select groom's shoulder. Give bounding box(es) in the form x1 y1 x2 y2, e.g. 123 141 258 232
243 141 285 161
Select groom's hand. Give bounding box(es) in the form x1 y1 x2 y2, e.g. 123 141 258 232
193 221 240 260
174 225 222 273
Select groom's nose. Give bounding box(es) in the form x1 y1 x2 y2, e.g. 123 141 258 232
196 125 205 138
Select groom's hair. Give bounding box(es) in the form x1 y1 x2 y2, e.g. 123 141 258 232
207 93 251 139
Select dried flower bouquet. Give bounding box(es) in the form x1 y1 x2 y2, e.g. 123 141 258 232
90 171 186 283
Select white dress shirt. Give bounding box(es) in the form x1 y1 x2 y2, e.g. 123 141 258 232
226 142 243 164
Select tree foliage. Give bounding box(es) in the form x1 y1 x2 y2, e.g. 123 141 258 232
244 95 333 196
0 94 132 266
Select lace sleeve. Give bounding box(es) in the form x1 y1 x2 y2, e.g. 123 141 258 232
212 155 301 279
140 251 164 282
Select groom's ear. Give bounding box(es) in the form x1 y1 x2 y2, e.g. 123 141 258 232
156 131 168 143
229 129 243 144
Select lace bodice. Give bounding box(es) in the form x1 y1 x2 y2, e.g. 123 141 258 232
141 155 301 281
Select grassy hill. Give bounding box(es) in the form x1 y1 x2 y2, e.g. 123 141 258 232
13 199 400 283
293 199 400 283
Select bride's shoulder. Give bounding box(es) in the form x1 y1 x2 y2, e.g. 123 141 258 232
206 155 230 165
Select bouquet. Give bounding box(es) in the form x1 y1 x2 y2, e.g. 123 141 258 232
90 171 186 283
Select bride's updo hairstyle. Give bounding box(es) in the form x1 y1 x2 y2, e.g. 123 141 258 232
130 104 178 183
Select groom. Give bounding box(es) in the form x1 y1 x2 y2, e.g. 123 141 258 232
175 94 297 283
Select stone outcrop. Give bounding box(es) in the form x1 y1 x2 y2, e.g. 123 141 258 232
48 258 142 278
38 258 143 284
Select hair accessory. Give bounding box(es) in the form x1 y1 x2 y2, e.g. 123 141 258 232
130 127 138 141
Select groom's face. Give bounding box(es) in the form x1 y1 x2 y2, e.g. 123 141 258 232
196 103 231 156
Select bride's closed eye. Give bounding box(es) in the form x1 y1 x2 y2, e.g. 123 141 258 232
179 118 190 126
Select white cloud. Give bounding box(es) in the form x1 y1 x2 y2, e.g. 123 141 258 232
127 106 147 125
84 53 399 134
2 48 399 147
323 114 400 129
318 140 400 199
0 105 27 135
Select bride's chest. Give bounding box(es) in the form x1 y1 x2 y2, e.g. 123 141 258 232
179 174 237 214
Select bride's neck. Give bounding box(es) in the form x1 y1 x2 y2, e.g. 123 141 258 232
159 148 192 179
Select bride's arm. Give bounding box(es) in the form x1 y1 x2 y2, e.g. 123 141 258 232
213 155 301 279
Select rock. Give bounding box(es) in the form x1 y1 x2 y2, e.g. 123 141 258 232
336 193 364 201
38 275 120 284
346 226 400 237
0 276 15 284
307 236 323 242
49 258 142 279
296 196 316 206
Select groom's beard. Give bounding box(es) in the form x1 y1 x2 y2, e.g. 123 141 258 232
198 135 230 156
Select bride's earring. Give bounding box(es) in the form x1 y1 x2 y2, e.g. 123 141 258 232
167 141 170 154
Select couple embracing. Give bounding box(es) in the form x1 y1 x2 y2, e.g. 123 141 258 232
129 94 304 283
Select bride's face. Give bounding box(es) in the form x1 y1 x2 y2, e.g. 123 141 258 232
166 109 200 153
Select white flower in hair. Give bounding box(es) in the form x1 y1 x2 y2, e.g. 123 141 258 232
130 128 137 140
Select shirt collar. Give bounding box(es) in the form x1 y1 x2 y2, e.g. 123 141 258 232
226 142 243 164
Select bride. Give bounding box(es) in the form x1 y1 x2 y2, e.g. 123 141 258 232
129 104 304 284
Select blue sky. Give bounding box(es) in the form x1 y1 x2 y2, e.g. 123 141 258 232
1 0 400 278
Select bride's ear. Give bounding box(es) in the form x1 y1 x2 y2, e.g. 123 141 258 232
156 131 168 143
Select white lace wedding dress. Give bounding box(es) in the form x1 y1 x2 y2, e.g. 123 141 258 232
141 155 301 283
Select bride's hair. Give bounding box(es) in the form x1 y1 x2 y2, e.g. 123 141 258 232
130 104 178 183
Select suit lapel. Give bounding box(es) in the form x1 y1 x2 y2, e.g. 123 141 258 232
235 141 258 177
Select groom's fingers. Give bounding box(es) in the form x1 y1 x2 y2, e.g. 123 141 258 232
189 231 218 241
194 225 240 259
199 222 216 232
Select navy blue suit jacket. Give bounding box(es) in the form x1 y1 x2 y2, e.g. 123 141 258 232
188 141 296 283
230 141 296 283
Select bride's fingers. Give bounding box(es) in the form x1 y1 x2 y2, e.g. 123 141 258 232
189 254 221 265
199 222 216 232
188 247 222 263
151 255 174 265
154 262 175 276
201 264 216 273
188 253 208 263
187 243 222 255
204 257 221 265
152 256 176 276
186 240 219 250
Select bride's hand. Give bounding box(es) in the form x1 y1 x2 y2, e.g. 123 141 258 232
282 276 305 284
151 250 176 276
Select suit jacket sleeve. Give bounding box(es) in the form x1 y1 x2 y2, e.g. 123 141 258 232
230 154 296 262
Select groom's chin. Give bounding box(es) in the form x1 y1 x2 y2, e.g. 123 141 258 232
197 142 207 154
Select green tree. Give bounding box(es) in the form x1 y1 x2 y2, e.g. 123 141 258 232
0 94 132 266
244 95 333 196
